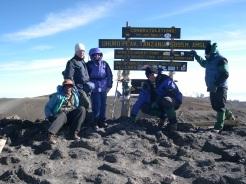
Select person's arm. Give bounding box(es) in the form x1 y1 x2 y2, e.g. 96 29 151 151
191 50 207 68
156 78 179 100
131 84 150 117
105 62 113 88
45 93 60 118
72 87 80 108
63 60 75 80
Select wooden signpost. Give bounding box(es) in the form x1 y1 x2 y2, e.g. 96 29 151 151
99 39 210 50
99 24 210 117
122 27 181 38
114 50 194 61
114 60 187 71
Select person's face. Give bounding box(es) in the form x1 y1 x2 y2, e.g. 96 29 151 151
148 74 156 82
91 53 102 61
64 84 73 95
76 50 85 59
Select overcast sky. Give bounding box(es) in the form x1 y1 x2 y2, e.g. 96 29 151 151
0 0 245 101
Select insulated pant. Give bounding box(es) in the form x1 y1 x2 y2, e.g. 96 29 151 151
141 97 180 124
91 91 107 122
159 97 178 124
48 106 86 135
79 90 92 112
210 87 227 113
210 87 228 130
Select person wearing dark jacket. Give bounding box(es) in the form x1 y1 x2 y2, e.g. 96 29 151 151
191 42 235 132
87 48 113 128
62 43 95 127
45 79 86 144
131 67 182 131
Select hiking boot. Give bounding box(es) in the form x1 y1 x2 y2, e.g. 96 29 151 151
211 128 222 133
214 111 225 130
165 123 177 132
73 131 80 140
158 121 165 128
48 133 57 144
93 125 100 131
98 121 108 128
225 109 235 121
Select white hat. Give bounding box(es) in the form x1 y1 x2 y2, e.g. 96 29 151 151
75 43 85 52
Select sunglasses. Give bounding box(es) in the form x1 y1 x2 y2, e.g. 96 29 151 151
64 84 73 88
92 53 102 57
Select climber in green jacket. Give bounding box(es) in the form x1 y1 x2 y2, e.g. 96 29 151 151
191 42 235 132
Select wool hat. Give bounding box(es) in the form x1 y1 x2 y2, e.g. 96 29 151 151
145 67 155 78
75 43 85 52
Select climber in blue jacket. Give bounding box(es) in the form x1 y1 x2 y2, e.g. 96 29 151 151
131 67 182 131
86 48 113 128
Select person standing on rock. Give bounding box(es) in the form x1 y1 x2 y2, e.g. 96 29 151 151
130 67 182 132
62 43 95 127
191 42 235 132
45 79 86 144
86 48 113 128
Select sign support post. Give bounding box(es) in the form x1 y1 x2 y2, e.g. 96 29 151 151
121 22 131 117
169 26 175 79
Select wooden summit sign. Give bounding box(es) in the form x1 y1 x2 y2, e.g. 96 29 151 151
114 61 187 71
114 49 194 61
122 27 181 38
99 39 210 50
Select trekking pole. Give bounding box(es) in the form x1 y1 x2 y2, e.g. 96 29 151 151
111 70 121 119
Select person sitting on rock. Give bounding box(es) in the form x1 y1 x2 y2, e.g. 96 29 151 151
130 67 183 132
44 79 86 144
62 43 95 129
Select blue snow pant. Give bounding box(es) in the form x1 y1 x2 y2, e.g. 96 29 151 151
91 91 107 123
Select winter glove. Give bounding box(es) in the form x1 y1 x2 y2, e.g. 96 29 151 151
190 50 197 56
191 50 200 60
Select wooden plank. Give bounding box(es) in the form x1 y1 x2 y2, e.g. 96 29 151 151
122 27 181 38
114 61 187 71
114 49 194 61
99 39 210 49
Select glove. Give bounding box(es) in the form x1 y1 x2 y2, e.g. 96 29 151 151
191 50 200 60
190 50 197 56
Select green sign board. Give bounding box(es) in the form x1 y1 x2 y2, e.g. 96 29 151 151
114 49 194 61
99 39 210 50
114 61 187 71
122 27 181 38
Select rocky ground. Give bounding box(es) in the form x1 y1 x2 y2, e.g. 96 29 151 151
0 96 245 184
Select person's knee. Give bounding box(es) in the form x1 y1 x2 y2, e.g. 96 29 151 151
161 97 173 108
58 111 67 119
212 104 225 112
78 106 86 113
